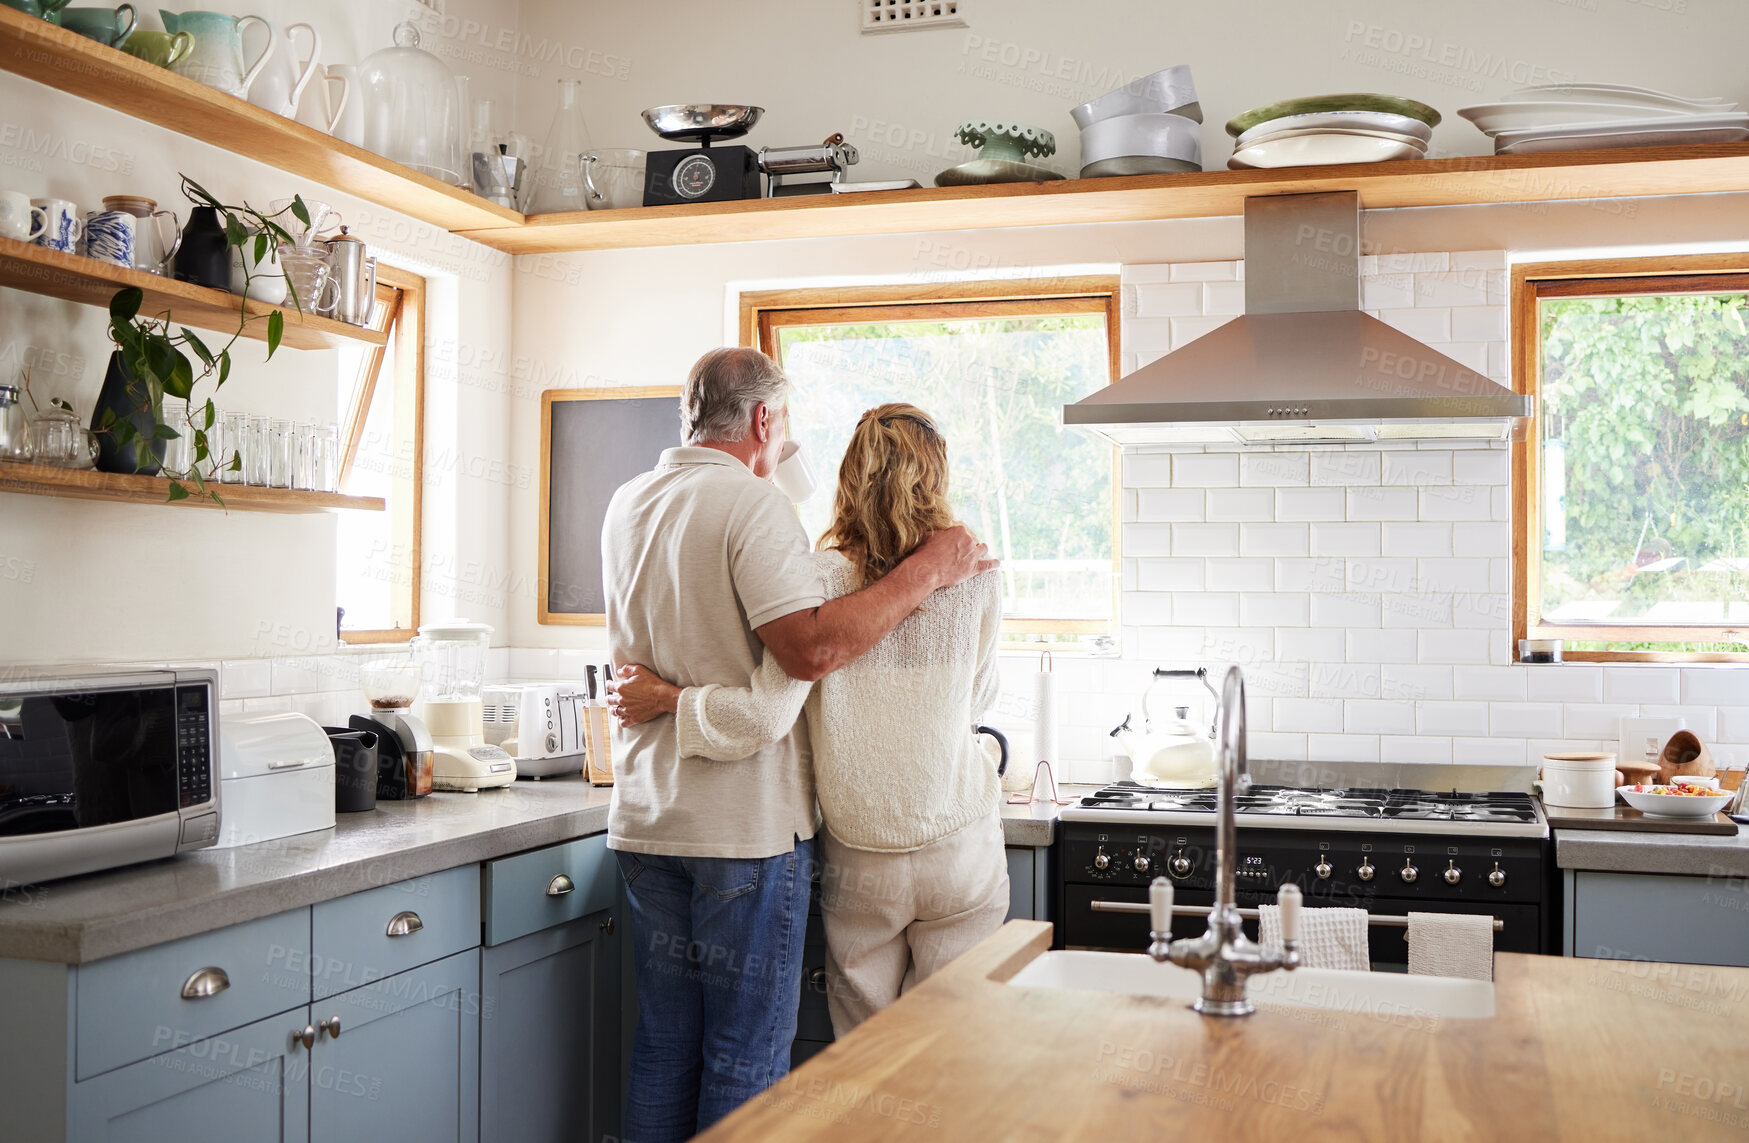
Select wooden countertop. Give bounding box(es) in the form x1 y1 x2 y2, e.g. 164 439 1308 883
701 921 1749 1141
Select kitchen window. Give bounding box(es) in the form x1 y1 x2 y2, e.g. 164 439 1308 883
742 278 1120 641
335 265 426 643
1514 255 1749 661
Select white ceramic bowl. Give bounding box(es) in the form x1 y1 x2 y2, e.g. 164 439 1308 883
1070 65 1201 128
1617 785 1734 818
1078 112 1201 168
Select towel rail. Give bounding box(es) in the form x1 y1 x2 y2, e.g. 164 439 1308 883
1089 899 1504 932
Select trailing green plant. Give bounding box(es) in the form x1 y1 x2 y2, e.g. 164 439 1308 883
101 174 313 502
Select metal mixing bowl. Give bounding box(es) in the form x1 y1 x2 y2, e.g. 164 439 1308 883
641 104 764 142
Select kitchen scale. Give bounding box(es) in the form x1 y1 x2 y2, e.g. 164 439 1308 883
642 103 764 206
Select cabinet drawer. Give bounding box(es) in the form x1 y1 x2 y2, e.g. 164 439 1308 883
312 866 481 1000
483 833 615 946
76 909 311 1081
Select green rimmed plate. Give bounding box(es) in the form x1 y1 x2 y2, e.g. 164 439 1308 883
1226 93 1442 136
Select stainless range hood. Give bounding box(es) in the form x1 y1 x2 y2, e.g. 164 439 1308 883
1065 191 1533 446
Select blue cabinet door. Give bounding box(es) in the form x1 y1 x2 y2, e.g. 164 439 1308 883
479 907 621 1143
307 949 481 1143
69 1007 311 1143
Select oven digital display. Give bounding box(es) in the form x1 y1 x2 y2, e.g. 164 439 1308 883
0 686 179 836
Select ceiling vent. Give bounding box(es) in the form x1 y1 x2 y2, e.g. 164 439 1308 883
862 0 966 33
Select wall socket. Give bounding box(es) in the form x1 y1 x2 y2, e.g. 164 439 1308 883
861 0 966 34
1619 717 1685 770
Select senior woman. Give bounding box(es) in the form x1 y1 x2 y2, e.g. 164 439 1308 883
613 402 1009 1034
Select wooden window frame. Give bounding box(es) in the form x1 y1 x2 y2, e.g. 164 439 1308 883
338 263 426 645
740 277 1121 639
1513 253 1749 663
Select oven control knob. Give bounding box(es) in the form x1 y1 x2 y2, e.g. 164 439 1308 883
1488 862 1507 888
1170 853 1192 878
1357 860 1375 882
1093 848 1110 871
1399 861 1419 884
1314 859 1333 880
1443 861 1462 886
1133 855 1151 874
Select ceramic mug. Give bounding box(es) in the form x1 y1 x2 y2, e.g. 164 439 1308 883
0 190 46 242
59 3 135 46
84 209 135 267
772 440 817 503
118 28 192 69
31 198 83 253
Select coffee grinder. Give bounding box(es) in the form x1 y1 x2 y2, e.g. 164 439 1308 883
354 653 434 799
412 620 516 792
641 104 764 206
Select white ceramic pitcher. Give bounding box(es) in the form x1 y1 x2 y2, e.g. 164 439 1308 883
323 63 363 146
245 20 319 120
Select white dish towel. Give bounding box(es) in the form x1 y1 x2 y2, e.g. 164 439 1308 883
1258 904 1371 972
1406 911 1495 981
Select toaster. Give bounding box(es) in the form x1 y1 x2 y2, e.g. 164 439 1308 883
504 683 590 779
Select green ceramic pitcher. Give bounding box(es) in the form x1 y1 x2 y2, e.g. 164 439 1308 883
59 3 135 46
117 27 190 68
159 10 270 98
1 0 73 25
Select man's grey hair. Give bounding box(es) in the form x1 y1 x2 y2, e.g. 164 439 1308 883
681 347 789 445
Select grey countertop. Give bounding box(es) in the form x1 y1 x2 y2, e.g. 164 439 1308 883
1556 826 1749 878
2 781 1060 966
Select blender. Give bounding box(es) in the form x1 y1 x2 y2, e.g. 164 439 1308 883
412 620 516 792
352 651 434 800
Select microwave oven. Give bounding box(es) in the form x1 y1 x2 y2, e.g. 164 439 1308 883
0 667 221 886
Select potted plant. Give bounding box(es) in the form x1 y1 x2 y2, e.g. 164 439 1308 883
97 174 313 502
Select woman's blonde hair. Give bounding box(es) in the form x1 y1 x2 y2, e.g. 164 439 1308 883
819 403 956 588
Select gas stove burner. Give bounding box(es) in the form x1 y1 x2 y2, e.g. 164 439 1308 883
1069 781 1546 836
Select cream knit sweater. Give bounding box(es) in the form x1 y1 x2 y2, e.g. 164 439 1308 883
676 552 1003 853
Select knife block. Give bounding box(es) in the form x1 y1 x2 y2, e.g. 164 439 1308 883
584 703 614 786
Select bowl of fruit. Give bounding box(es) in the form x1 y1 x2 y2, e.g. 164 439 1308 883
1617 780 1733 818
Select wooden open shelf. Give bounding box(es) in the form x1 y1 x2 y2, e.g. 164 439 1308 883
474 143 1749 254
0 461 384 512
0 7 520 234
0 237 387 350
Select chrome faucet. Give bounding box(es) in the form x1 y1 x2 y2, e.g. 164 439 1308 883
1147 665 1302 1016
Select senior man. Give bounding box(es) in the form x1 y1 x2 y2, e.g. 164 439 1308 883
601 346 992 1141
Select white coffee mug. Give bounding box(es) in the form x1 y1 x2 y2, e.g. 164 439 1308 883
0 190 45 242
772 440 818 503
31 198 83 253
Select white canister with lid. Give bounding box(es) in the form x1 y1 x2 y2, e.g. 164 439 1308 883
1536 752 1617 809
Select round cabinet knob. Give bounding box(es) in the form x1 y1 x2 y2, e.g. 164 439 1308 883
318 1016 342 1040
1170 854 1192 878
1488 863 1507 888
1093 849 1110 871
1314 859 1333 880
1133 855 1151 874
293 1024 315 1051
1357 860 1375 882
1443 861 1462 886
1400 861 1419 884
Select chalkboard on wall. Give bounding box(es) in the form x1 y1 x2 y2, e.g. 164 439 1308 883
539 387 682 624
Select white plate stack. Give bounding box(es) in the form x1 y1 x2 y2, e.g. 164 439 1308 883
1071 65 1203 177
1458 84 1749 154
1222 94 1442 170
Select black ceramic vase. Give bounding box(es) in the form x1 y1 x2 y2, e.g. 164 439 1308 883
91 351 165 476
172 205 229 290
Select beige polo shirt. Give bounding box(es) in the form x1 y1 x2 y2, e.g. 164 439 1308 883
602 446 824 858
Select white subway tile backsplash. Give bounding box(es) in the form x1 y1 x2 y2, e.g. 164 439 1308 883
1720 709 1749 743
1450 593 1509 629
1201 627 1274 664
1312 593 1381 628
1452 449 1510 485
1172 316 1230 348
1604 667 1681 705
1309 661 1382 699
1277 558 1347 593
1137 489 1206 522
1174 593 1240 626
1417 558 1492 594
1204 279 1247 315
1452 522 1509 552
1135 282 1203 317
1206 558 1275 592
1682 668 1749 706
1136 626 1207 660
1241 593 1309 626
1450 305 1506 342
1562 704 1636 740
1419 485 1492 522
1453 736 1527 764
1382 452 1452 486
1346 487 1418 521
1418 630 1491 664
1368 251 1450 274
1450 250 1507 271
1375 307 1451 342
1249 732 1308 760
1241 452 1309 486
1489 702 1564 738
1310 452 1381 486
1124 453 1175 487
1207 488 1275 521
1173 452 1240 487
1381 735 1454 764
1361 273 1415 310
1311 523 1379 556
1122 523 1175 556
1247 660 1311 698
1240 524 1309 557
1640 706 1719 742
1415 271 1489 307
1347 629 1419 663
1275 488 1346 521
222 659 273 700
1383 592 1452 628
1137 559 1205 591
1275 697 1345 733
1309 733 1378 762
1171 523 1240 557
1526 666 1604 703
1382 523 1453 557
1347 557 1417 594
1440 342 1490 374
1452 665 1528 701
1417 701 1490 735
1278 628 1346 662
1121 592 1174 625
1490 485 1510 521
1381 665 1452 701
1170 260 1239 281
1346 699 1415 735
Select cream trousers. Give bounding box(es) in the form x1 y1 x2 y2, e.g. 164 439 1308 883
818 811 1010 1037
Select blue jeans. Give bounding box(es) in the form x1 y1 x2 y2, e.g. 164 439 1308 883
616 838 813 1142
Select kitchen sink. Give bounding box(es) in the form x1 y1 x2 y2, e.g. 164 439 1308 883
1006 950 1494 1020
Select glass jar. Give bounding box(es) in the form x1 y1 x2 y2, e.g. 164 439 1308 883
528 78 594 213
0 385 31 463
355 22 464 184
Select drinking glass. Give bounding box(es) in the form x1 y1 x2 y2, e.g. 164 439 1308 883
247 414 274 486
220 410 248 483
268 418 294 489
160 399 189 473
293 421 316 490
315 423 340 492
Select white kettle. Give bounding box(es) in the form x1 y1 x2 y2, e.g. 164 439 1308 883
1111 708 1218 787
245 20 319 120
